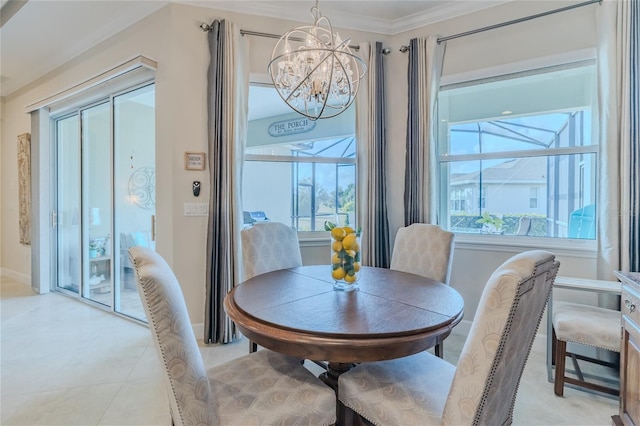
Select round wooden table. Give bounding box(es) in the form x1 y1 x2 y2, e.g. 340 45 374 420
225 265 464 425
225 264 463 369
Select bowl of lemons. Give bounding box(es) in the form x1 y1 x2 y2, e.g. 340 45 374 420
326 221 362 291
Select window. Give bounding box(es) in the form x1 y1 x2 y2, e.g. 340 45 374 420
530 187 539 209
243 85 357 232
437 62 597 239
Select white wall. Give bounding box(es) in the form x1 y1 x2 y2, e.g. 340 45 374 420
1 79 32 283
1 1 603 326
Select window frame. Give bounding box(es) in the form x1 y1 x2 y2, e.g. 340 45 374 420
244 77 361 240
243 151 357 233
435 53 598 253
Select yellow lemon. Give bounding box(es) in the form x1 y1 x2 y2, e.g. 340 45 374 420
331 253 341 265
343 226 355 234
332 240 343 252
342 234 357 250
345 249 356 259
332 267 346 280
331 227 346 241
344 273 357 283
353 262 361 272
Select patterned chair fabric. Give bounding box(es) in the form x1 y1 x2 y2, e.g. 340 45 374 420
390 223 455 357
339 250 560 426
241 222 303 280
390 223 455 285
129 246 336 426
553 301 621 352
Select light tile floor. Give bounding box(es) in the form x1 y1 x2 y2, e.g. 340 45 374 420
1 276 617 425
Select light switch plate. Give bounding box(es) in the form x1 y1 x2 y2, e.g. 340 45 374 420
184 203 208 216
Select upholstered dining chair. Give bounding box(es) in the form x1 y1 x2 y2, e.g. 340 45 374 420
390 223 455 357
241 221 303 281
241 221 303 352
552 301 620 397
339 250 560 426
129 246 336 426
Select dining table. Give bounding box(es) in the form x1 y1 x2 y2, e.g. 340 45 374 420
224 264 464 425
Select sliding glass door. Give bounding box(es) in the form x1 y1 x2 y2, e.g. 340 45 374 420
56 115 81 295
114 84 155 320
54 82 155 321
82 102 112 306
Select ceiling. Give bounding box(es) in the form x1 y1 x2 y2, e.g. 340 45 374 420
0 0 507 98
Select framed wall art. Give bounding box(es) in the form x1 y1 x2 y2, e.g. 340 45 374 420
185 152 205 170
17 133 31 245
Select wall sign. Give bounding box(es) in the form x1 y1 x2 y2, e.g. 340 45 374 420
185 152 205 170
268 117 316 137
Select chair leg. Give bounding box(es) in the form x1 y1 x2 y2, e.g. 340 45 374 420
249 340 258 353
553 334 619 397
554 339 567 396
551 328 557 367
434 342 444 358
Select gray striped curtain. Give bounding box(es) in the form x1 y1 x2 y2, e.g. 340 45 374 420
356 42 390 268
596 0 639 276
630 0 639 272
404 37 446 226
204 19 248 343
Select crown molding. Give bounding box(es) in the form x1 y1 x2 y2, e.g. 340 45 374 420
0 0 27 28
389 0 512 35
186 1 314 26
317 0 511 36
198 1 397 35
186 0 513 36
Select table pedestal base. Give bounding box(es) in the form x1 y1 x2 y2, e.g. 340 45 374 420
320 362 355 426
319 362 353 390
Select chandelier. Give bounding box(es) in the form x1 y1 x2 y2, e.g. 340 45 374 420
268 1 366 120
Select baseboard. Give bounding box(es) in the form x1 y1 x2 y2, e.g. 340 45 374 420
0 268 31 286
193 323 205 341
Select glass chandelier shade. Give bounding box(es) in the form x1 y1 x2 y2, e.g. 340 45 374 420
268 4 367 120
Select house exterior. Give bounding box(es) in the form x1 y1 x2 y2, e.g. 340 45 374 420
450 156 548 217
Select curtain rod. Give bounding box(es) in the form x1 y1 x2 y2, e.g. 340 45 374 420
239 30 393 54
399 0 601 52
200 24 391 54
239 29 362 51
